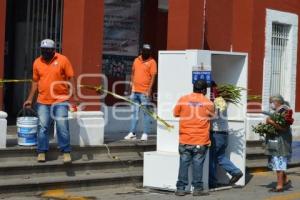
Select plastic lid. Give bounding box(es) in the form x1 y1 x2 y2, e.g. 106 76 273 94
0 111 8 119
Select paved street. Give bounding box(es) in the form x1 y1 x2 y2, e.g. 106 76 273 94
1 167 300 200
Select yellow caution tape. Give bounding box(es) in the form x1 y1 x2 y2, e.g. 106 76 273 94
0 79 174 130
0 79 32 86
80 84 174 130
0 79 32 83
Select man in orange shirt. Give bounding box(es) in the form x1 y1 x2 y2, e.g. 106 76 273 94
173 80 214 196
24 39 76 163
124 44 157 141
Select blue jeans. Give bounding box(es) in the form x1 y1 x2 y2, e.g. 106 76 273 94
176 144 208 191
129 92 151 134
209 131 241 187
36 102 71 153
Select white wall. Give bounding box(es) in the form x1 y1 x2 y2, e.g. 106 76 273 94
291 112 300 138
263 9 298 111
103 106 157 139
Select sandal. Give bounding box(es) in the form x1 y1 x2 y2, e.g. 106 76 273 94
269 188 284 192
284 180 292 186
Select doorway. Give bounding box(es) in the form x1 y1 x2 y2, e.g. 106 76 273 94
4 0 63 124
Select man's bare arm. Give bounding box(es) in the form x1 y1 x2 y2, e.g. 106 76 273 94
23 81 38 107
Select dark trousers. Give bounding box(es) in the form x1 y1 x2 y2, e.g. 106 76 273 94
209 131 242 187
176 144 208 191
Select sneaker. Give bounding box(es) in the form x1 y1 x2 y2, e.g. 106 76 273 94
124 132 137 140
229 172 243 185
140 133 148 141
63 153 72 163
175 190 186 196
193 189 209 196
37 153 46 162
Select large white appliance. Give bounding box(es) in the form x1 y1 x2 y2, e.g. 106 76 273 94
144 50 248 191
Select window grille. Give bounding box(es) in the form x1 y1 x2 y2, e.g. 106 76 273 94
24 0 64 71
270 23 291 96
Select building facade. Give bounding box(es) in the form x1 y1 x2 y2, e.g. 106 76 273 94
0 0 300 130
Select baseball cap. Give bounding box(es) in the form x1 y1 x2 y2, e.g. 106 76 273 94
40 39 55 48
142 44 151 50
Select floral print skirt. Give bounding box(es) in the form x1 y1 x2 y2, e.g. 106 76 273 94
268 156 288 171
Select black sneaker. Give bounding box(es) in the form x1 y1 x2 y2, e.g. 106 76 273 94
209 183 224 189
229 172 243 185
192 189 209 196
175 190 186 196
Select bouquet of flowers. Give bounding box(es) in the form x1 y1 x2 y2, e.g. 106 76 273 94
214 96 227 112
283 109 294 125
252 122 277 137
263 109 294 127
252 109 294 137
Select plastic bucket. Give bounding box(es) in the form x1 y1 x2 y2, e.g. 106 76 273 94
17 116 39 146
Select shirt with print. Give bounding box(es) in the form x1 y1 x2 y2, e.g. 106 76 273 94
173 93 214 145
33 53 74 105
132 56 157 94
211 108 229 132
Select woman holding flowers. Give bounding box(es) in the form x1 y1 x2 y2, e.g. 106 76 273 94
265 94 293 192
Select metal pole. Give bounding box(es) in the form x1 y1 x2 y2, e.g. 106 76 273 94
59 0 63 52
45 0 49 38
30 0 36 62
40 0 45 40
50 0 54 39
55 0 59 47
24 0 32 100
35 0 41 58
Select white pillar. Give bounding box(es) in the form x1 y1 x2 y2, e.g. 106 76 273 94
0 111 8 148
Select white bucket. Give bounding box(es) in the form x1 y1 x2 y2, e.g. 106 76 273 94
17 117 39 146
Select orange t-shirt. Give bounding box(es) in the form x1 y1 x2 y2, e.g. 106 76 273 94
173 93 214 145
132 56 157 94
33 53 74 105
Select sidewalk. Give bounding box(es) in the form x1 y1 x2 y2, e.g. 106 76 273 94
2 167 300 200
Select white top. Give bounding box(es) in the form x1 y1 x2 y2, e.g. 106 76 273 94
211 108 229 132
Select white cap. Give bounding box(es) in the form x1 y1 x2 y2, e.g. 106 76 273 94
40 39 55 48
142 44 151 50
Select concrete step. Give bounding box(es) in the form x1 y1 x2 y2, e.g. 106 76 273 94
0 170 143 195
0 139 155 195
246 140 264 148
0 141 156 161
0 153 143 179
246 146 267 160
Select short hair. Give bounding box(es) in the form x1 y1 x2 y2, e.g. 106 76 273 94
270 94 284 104
193 80 207 93
270 94 290 106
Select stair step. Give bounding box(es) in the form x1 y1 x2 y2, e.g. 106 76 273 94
0 141 156 161
1 129 151 194
246 140 264 147
0 152 142 167
246 146 265 154
0 171 143 195
246 146 267 160
0 149 144 161
0 154 143 179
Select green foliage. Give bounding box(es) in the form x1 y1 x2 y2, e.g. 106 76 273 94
216 84 244 105
252 123 277 137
